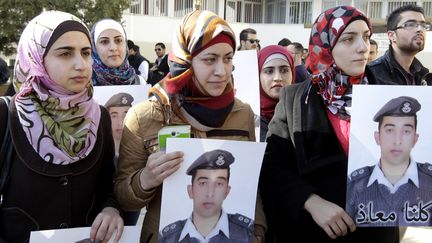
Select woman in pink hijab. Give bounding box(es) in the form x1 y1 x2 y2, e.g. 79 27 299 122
0 11 123 243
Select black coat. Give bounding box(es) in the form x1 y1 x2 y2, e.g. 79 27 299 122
259 75 399 242
368 45 431 86
0 98 119 243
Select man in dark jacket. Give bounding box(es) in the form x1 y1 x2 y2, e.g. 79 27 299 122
368 5 431 85
127 40 151 83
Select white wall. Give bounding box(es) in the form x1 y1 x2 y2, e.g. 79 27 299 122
122 13 311 61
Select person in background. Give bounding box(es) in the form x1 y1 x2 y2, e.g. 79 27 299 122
149 42 169 86
127 40 151 83
238 28 259 51
0 10 123 243
114 10 266 243
368 39 378 63
277 38 291 48
287 42 310 83
259 6 399 242
258 45 294 143
91 19 139 85
368 5 430 85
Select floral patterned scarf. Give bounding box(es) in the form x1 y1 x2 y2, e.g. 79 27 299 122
306 6 372 120
149 10 236 128
91 19 136 86
14 11 101 165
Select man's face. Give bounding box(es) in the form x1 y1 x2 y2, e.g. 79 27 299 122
368 44 378 63
388 11 426 54
241 33 258 50
375 116 418 167
128 48 135 56
188 169 231 219
155 45 165 57
287 45 302 65
109 106 130 141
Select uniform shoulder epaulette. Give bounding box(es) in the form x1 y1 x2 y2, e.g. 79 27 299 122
350 166 373 181
228 213 254 229
160 219 186 237
417 162 432 177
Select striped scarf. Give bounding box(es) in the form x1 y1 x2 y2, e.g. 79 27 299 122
149 10 236 127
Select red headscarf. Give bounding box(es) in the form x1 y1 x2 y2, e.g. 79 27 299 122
306 6 372 119
258 45 295 122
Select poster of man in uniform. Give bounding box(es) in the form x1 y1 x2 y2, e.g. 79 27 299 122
94 85 150 161
159 138 266 242
347 85 432 227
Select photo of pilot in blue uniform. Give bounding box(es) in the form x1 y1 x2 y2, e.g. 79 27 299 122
158 149 254 242
347 96 432 227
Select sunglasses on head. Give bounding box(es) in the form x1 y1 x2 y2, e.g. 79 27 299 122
247 39 260 44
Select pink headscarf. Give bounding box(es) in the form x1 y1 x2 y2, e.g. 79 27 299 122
258 45 295 122
14 11 101 165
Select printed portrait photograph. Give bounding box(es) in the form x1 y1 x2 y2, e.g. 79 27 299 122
158 138 266 242
347 85 432 227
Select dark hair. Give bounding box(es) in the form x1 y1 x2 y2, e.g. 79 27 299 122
239 28 256 41
127 40 135 49
378 116 418 131
387 5 424 31
289 42 304 53
0 57 9 84
191 168 231 184
369 39 378 47
278 38 291 47
155 42 166 49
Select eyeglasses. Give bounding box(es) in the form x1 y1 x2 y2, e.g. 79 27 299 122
154 48 162 51
393 21 431 31
246 39 260 44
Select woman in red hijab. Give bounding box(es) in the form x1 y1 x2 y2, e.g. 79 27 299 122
258 45 295 142
259 6 398 242
115 10 265 243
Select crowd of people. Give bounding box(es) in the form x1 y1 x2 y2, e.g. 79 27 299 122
0 3 431 243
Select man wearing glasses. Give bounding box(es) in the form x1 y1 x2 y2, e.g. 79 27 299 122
238 28 259 51
149 42 170 85
368 5 431 86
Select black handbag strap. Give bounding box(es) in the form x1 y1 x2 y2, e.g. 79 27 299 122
0 96 12 206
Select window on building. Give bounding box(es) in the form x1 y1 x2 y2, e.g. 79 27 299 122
322 0 351 11
245 0 262 23
288 1 312 24
130 0 142 14
225 0 262 23
388 1 417 13
354 1 382 19
423 1 432 16
265 0 286 23
174 0 194 17
201 0 219 13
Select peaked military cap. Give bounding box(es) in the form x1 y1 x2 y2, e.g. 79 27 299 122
373 96 421 122
186 149 235 175
104 92 134 109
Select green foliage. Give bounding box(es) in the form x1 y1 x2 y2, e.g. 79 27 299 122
0 0 130 56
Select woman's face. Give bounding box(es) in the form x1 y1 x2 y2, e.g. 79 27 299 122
95 29 126 68
191 42 234 97
260 58 292 99
332 20 371 76
44 31 92 93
